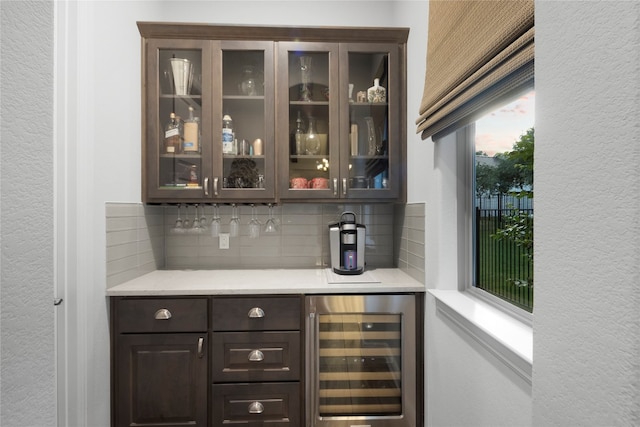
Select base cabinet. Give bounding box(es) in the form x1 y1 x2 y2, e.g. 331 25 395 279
111 297 209 427
116 334 208 426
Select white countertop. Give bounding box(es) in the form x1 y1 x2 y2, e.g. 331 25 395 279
106 268 424 296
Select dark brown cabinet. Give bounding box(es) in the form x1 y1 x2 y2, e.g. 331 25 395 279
111 297 209 427
210 296 303 426
138 23 407 203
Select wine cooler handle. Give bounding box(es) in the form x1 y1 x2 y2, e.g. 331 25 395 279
248 401 264 414
248 349 264 362
248 307 265 318
154 308 172 320
204 177 209 196
213 177 219 196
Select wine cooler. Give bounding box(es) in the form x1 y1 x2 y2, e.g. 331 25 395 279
306 294 421 427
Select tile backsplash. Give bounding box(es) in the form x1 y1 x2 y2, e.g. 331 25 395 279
106 202 425 287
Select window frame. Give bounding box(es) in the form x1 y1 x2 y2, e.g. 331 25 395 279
458 122 533 325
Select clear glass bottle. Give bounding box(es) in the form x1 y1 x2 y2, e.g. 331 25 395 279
222 114 234 154
294 111 305 155
305 116 320 155
183 106 200 153
164 112 182 154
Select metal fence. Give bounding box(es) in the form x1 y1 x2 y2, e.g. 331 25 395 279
475 206 533 312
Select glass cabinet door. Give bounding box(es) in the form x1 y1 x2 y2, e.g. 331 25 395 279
215 41 275 200
277 42 340 199
145 39 213 200
340 43 401 199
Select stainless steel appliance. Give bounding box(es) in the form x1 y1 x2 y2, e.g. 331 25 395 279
329 212 366 275
306 294 421 427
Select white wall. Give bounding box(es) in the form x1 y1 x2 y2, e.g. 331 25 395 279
533 2 640 425
0 2 56 426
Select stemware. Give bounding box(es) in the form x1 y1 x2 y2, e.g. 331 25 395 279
170 204 185 234
248 204 261 239
210 204 221 237
190 204 204 234
182 204 191 230
263 203 279 233
199 206 208 230
229 204 240 237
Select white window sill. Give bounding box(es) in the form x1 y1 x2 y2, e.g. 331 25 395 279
428 289 533 384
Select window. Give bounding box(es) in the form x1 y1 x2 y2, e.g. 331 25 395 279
473 90 534 312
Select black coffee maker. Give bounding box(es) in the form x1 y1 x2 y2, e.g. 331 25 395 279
329 211 366 275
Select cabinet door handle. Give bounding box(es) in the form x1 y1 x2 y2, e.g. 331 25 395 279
248 307 265 318
342 178 347 196
248 349 264 362
213 177 219 196
204 177 209 196
333 178 338 196
197 337 204 359
154 308 172 320
248 401 264 414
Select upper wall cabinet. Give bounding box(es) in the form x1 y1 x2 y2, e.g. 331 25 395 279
138 23 408 204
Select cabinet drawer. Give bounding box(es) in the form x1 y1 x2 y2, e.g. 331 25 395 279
116 298 208 333
211 296 301 331
211 331 300 382
212 382 300 427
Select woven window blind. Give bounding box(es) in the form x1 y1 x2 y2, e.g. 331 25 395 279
416 0 534 140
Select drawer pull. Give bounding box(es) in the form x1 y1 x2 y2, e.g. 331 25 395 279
154 308 172 320
248 307 265 318
197 337 204 359
248 349 264 362
248 401 264 414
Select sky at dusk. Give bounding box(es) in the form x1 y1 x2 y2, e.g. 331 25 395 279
475 90 535 156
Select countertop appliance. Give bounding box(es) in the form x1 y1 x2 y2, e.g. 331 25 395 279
306 294 420 427
329 212 366 275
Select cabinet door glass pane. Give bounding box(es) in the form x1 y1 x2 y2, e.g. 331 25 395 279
318 313 402 416
157 48 203 190
348 52 389 190
221 50 266 190
287 51 331 190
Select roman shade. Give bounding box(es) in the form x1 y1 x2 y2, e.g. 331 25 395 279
416 0 534 140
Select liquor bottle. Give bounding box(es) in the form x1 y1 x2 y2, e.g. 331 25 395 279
222 114 234 154
164 112 182 154
183 106 200 153
294 111 305 155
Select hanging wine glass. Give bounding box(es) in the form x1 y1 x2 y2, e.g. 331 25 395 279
199 204 208 231
190 204 204 234
229 204 240 237
248 204 261 239
263 203 279 233
171 204 185 234
182 204 191 230
210 204 221 238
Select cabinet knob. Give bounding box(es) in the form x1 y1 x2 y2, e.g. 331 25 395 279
248 401 264 414
333 178 338 196
342 178 347 196
154 308 172 320
204 177 210 196
248 349 264 362
248 307 265 318
213 177 219 196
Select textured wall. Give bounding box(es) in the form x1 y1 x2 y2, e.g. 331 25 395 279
0 1 56 426
533 2 640 425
